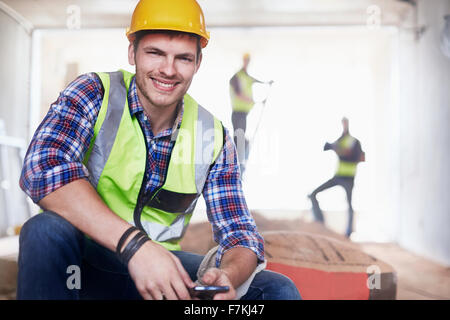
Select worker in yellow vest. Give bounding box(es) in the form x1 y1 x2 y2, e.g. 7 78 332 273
229 53 272 173
308 117 365 238
17 0 300 301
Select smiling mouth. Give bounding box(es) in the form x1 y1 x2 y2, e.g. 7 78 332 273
152 78 178 91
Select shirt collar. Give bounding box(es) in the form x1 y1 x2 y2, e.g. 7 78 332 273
128 76 184 138
128 76 143 116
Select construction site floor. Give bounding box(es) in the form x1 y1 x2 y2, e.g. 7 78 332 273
359 242 450 300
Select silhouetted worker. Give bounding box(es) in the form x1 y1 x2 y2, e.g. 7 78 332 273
308 117 365 238
229 53 271 173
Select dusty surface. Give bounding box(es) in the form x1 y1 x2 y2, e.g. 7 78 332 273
359 242 450 300
0 258 17 300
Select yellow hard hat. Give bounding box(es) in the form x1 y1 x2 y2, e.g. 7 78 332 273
126 0 210 48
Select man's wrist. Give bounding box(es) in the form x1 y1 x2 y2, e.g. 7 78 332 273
120 232 149 266
220 247 258 288
116 227 150 266
116 226 139 256
219 263 242 289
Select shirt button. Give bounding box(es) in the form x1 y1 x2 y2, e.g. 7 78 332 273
143 115 147 121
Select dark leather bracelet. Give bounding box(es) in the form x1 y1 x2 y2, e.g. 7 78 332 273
121 232 150 266
118 230 145 265
116 226 139 256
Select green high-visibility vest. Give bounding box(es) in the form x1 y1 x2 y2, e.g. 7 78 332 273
336 161 357 177
230 69 255 113
83 70 224 251
335 135 357 177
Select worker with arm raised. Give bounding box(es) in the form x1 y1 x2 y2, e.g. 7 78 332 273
309 117 365 238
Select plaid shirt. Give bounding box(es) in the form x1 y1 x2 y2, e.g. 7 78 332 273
19 73 264 266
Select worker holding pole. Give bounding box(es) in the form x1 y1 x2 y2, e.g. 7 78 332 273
308 117 365 238
17 0 300 300
229 53 273 173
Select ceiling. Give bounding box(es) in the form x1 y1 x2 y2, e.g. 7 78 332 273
1 0 414 32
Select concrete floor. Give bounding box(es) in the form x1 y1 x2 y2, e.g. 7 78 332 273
360 242 450 300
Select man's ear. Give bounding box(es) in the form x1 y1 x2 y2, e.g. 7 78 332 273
128 42 136 66
195 52 202 74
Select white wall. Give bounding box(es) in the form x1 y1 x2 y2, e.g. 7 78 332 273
35 29 130 130
397 0 450 266
190 27 399 231
0 9 32 235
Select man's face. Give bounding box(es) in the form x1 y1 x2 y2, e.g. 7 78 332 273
128 32 202 110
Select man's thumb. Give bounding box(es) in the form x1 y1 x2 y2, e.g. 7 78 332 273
202 268 219 284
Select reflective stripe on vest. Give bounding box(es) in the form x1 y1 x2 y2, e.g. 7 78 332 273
230 69 255 113
336 161 357 177
85 71 125 189
84 69 224 250
335 135 357 177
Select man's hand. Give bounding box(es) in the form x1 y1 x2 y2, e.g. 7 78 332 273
198 247 258 300
324 142 332 151
127 240 195 300
199 268 236 300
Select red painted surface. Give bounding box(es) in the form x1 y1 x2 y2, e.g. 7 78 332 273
266 261 370 300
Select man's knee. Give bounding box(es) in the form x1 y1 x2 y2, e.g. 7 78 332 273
20 211 82 247
274 273 301 300
251 270 301 300
17 211 84 299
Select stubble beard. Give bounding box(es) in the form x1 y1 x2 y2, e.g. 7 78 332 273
135 66 188 112
135 67 157 109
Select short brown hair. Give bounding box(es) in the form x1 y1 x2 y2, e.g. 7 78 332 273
132 30 202 63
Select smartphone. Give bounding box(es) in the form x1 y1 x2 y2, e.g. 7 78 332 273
189 285 230 300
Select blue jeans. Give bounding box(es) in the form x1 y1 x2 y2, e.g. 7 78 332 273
17 211 301 300
309 176 355 237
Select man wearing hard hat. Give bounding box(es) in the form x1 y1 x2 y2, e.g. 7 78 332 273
17 0 300 300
